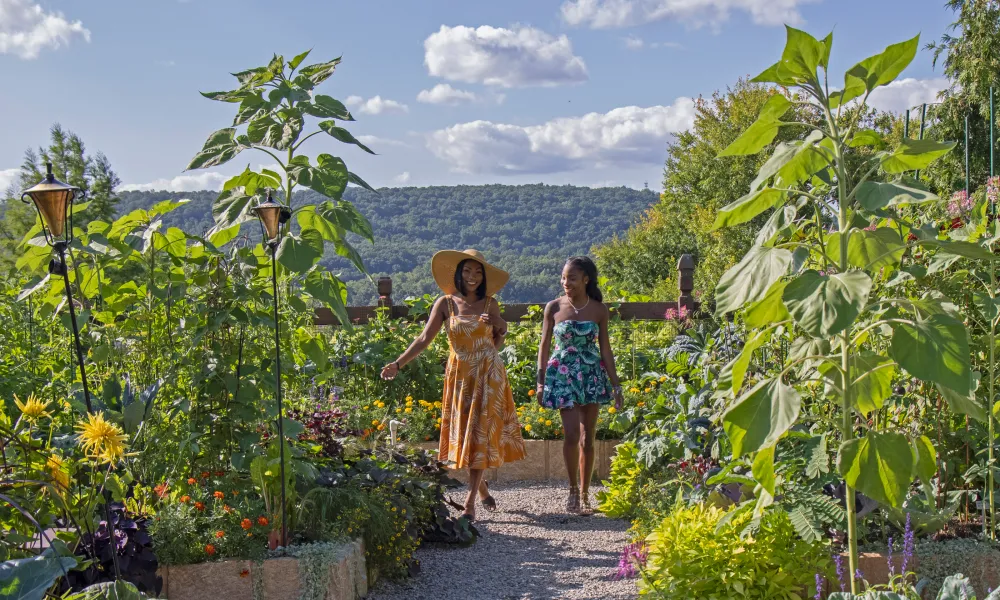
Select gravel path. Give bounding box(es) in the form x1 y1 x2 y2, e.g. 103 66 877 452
367 482 638 600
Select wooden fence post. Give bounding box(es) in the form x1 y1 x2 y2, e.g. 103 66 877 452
377 277 394 318
677 254 695 310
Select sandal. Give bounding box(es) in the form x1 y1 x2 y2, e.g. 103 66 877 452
566 488 581 514
480 482 498 512
460 512 476 522
580 493 594 516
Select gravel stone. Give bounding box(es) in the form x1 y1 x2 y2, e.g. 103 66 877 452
367 482 638 600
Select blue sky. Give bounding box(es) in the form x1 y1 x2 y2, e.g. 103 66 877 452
0 0 956 194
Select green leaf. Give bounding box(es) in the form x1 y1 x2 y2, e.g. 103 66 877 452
920 238 999 261
319 200 374 243
0 555 79 600
838 432 914 507
211 188 255 230
937 381 987 422
890 313 972 395
281 418 305 438
881 139 957 174
826 228 905 270
782 270 871 338
715 246 792 316
752 445 776 496
123 399 146 435
777 26 827 84
187 128 245 170
724 329 771 394
849 129 886 149
289 49 312 71
224 167 281 196
318 121 375 154
233 94 267 126
276 229 324 274
913 435 937 485
718 94 791 157
200 89 249 103
820 352 895 415
845 35 920 96
304 270 350 329
713 188 786 230
856 181 940 210
754 205 798 247
302 95 354 121
287 155 349 200
207 223 241 247
722 377 801 458
744 280 790 328
348 171 377 192
789 337 831 373
299 56 342 86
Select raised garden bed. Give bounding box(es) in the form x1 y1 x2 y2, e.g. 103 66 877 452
158 540 367 600
416 439 619 483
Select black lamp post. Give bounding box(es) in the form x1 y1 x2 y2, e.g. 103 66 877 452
21 163 93 414
250 189 291 548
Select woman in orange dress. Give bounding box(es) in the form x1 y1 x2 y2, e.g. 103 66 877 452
381 249 526 520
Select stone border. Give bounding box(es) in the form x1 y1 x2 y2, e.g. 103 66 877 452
158 539 367 600
417 439 619 483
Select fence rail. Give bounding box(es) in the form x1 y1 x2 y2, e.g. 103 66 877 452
314 254 699 326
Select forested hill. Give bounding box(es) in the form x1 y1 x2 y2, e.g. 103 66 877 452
116 184 656 304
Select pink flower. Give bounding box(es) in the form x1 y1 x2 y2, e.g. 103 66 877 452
665 308 678 321
577 372 584 381
566 346 578 353
678 305 689 319
548 359 560 368
558 365 570 375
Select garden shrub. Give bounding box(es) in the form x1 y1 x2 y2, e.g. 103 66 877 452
597 441 644 518
640 503 831 599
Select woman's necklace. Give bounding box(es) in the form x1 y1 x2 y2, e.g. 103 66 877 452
568 295 589 315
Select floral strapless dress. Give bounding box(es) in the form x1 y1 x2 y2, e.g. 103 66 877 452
542 320 613 410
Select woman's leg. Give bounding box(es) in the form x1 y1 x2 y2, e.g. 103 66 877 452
561 407 583 510
465 467 485 518
578 403 600 503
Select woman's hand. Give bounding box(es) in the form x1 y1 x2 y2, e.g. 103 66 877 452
381 362 400 381
536 383 545 406
612 385 624 410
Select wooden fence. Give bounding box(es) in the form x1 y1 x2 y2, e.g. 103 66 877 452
313 254 700 326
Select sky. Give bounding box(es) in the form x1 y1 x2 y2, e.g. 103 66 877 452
0 0 958 195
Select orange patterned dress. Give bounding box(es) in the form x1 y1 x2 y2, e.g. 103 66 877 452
439 297 526 470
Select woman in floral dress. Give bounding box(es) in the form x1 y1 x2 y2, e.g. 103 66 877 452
381 249 526 520
537 256 623 514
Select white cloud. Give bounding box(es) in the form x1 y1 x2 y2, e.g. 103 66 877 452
867 77 949 114
0 0 90 59
624 35 644 49
424 25 588 88
344 95 409 115
561 0 816 29
394 171 411 184
356 135 407 148
427 98 696 174
0 167 20 194
417 83 480 105
121 172 229 192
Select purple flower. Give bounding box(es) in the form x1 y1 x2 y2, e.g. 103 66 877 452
577 372 583 381
902 512 915 574
614 542 649 580
834 554 845 592
815 574 824 600
855 569 864 583
887 536 894 578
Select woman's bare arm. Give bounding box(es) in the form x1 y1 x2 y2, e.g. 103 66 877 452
597 304 624 407
488 298 507 349
536 301 556 405
381 297 447 379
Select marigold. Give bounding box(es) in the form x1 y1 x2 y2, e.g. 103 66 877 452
258 516 269 526
214 471 225 476
608 407 617 414
195 502 206 511
434 424 440 429
378 424 386 431
524 424 532 432
180 495 191 503
637 401 645 408
404 407 412 414
527 389 536 397
214 491 225 500
242 518 253 530
372 420 379 426
154 483 169 499
205 544 216 556
200 471 210 479
215 531 225 539
405 400 413 407
14 394 51 423
187 478 196 485
405 395 413 402
545 420 552 426
75 412 127 465
223 505 233 513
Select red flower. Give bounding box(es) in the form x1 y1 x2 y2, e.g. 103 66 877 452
241 519 253 530
194 502 206 511
214 471 225 476
213 491 225 500
179 495 191 504
187 478 196 485
240 569 250 578
154 483 169 498
215 531 225 539
204 544 216 556
200 471 210 479
223 505 233 514
258 516 269 527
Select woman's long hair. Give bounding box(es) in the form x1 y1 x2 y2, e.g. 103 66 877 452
566 256 602 302
454 259 488 300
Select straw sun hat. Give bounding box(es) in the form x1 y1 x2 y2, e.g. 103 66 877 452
431 249 509 297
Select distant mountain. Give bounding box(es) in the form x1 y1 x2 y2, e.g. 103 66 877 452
116 184 656 304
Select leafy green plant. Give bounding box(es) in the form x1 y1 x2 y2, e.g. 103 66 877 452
638 501 831 598
711 27 982 591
